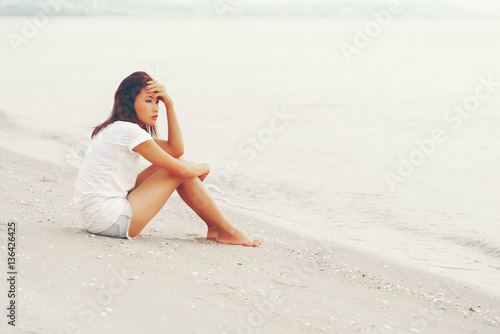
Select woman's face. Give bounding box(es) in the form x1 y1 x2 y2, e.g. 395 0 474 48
134 88 159 127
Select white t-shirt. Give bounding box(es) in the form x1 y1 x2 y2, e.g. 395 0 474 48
73 121 153 233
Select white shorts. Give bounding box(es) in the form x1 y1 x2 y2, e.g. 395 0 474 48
94 200 135 240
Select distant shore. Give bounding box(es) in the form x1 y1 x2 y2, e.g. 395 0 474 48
0 146 498 333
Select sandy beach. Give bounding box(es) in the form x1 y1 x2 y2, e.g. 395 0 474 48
0 146 498 334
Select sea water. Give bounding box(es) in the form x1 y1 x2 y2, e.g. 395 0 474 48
1 16 499 294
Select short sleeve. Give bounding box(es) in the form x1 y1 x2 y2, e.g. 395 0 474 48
126 124 153 152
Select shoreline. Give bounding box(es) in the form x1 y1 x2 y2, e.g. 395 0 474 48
232 204 500 299
0 146 499 333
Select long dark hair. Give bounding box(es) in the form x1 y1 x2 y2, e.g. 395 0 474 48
92 71 158 139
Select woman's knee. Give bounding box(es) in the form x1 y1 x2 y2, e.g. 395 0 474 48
155 168 183 182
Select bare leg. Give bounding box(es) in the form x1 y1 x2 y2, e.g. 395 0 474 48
128 166 261 246
127 169 182 238
176 177 260 245
135 164 221 240
134 164 161 189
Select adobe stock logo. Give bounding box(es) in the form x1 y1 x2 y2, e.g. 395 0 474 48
384 74 499 191
339 0 402 64
7 0 64 53
204 106 295 203
212 0 244 19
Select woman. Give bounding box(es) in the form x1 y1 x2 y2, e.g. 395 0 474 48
74 71 261 247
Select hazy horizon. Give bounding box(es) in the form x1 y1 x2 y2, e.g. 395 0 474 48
1 0 499 18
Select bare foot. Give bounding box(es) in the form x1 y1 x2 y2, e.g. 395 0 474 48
207 227 219 241
216 228 261 247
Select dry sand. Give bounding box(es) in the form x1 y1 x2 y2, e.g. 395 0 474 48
0 146 499 334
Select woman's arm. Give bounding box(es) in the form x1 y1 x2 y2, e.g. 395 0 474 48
134 140 209 178
165 101 184 156
146 80 184 157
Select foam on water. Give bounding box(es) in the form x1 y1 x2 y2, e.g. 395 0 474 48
1 17 499 295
